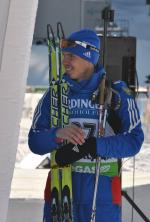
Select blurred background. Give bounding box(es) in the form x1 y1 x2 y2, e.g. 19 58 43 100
6 0 150 221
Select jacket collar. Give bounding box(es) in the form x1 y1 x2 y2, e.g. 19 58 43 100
63 65 105 93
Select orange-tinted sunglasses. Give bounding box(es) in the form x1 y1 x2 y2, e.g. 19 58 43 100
60 39 100 53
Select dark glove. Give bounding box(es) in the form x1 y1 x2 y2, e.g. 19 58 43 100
55 137 96 167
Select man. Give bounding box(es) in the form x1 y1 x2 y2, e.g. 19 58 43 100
28 29 144 222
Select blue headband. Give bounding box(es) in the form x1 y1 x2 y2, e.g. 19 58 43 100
62 29 100 65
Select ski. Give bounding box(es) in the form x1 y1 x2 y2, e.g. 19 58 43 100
47 24 61 221
57 22 73 222
47 22 73 222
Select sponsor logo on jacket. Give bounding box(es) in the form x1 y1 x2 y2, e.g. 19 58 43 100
68 98 99 117
72 164 111 174
69 99 98 109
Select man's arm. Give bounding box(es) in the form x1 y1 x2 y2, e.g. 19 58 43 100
96 81 144 158
28 89 59 155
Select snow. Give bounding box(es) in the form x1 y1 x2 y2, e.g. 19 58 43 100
15 92 48 169
122 96 150 173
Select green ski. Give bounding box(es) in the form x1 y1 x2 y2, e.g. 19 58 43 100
47 22 73 222
47 24 61 221
57 22 73 222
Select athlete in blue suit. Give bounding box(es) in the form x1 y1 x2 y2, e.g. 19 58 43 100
28 29 144 222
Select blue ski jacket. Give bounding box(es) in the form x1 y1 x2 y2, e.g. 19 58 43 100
28 65 144 222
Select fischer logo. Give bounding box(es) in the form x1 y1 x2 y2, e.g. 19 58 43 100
83 51 91 58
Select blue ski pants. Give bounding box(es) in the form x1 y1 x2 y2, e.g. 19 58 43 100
43 201 121 222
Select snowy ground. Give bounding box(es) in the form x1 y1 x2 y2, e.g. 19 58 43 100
122 96 150 173
15 92 44 168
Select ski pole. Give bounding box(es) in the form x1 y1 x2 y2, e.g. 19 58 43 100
90 77 112 222
90 7 114 222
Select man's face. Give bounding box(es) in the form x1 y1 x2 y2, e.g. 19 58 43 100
62 52 94 81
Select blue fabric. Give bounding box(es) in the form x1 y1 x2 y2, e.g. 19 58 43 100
43 200 121 222
73 203 121 222
43 202 51 222
28 89 59 155
28 65 144 222
72 174 114 204
96 81 144 158
62 29 100 65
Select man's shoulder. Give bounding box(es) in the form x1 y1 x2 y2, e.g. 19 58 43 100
38 88 50 107
112 80 133 96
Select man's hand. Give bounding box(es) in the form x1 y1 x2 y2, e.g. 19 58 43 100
56 124 85 145
55 137 97 167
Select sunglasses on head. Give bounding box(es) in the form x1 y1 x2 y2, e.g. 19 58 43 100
60 39 100 53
